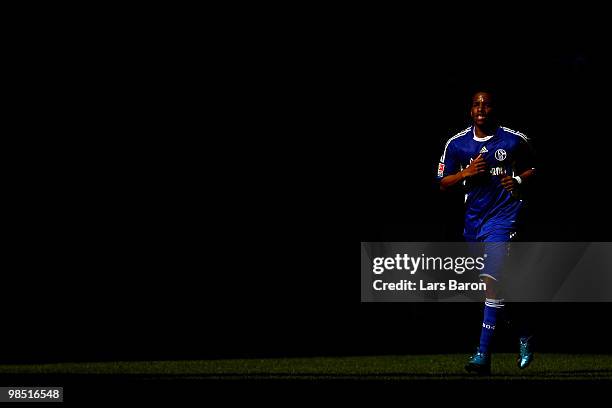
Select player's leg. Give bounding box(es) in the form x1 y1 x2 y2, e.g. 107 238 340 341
466 238 507 374
509 302 535 369
480 277 504 355
480 239 508 349
496 230 535 368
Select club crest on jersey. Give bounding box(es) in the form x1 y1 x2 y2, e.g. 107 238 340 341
479 146 488 153
437 163 445 177
494 149 507 161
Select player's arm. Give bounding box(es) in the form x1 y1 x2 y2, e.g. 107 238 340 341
440 154 486 191
500 168 535 192
500 136 536 192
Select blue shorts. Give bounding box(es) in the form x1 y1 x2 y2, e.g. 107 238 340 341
466 231 517 281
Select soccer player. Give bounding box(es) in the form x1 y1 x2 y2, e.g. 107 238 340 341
437 90 536 374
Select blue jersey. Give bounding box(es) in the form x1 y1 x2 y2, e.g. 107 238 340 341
437 126 535 241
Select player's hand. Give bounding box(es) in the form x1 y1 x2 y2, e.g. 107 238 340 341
499 175 518 192
461 154 487 178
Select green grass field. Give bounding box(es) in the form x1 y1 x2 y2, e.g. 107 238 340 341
1 354 611 381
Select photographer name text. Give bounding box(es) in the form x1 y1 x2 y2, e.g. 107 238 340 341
372 279 486 291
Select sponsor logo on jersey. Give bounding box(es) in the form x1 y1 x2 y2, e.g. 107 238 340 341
479 146 488 153
495 149 507 161
437 163 445 177
490 167 506 176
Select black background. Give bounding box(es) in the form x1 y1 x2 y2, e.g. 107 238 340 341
4 31 612 364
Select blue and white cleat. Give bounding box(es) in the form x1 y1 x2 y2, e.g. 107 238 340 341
465 348 491 375
517 336 534 369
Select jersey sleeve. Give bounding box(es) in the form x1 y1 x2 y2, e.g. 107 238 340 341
437 139 460 180
515 134 536 174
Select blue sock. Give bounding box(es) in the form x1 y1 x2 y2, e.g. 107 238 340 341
479 298 504 354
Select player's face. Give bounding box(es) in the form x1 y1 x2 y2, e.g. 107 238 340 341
470 92 495 127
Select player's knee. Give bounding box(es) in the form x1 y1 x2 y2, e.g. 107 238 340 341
481 276 497 298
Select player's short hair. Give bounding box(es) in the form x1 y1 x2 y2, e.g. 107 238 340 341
466 85 506 116
469 87 497 101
